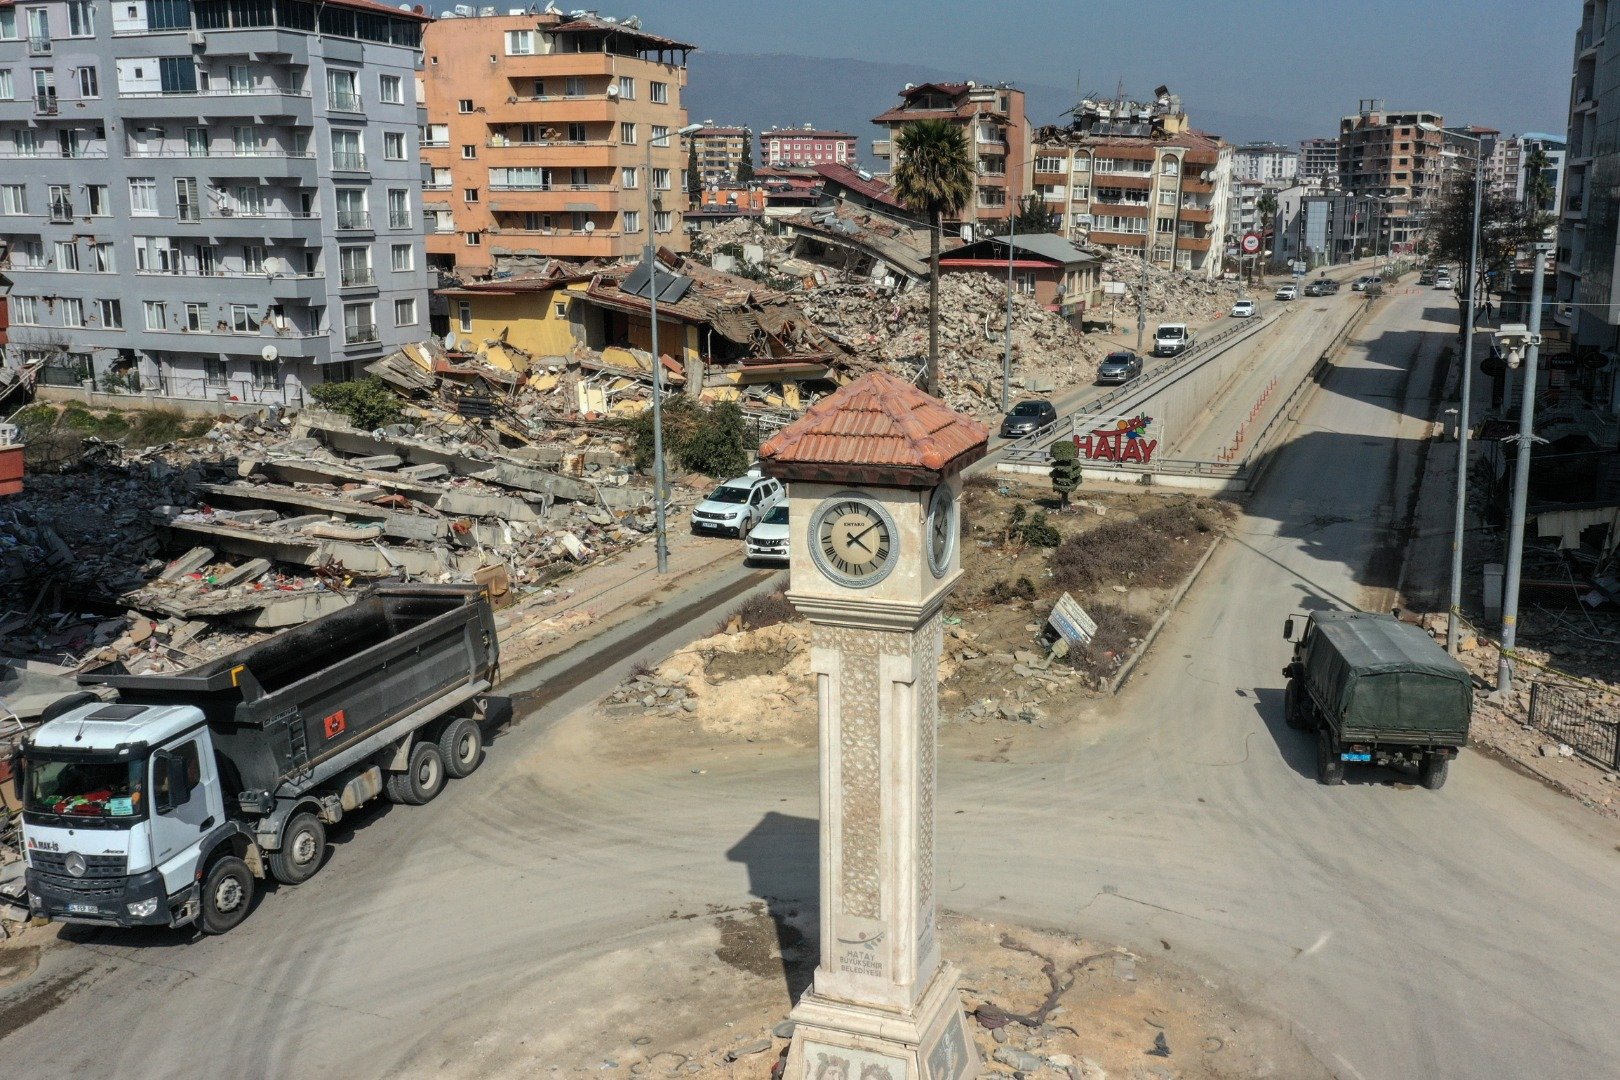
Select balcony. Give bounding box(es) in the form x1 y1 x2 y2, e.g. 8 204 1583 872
0 148 108 160
193 27 305 57
126 148 315 160
388 211 413 229
116 85 313 120
331 152 368 173
48 200 75 223
335 210 372 230
339 267 375 288
33 94 59 116
343 323 380 347
326 91 363 112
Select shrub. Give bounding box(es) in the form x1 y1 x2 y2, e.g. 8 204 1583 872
1021 509 1061 548
1049 504 1217 593
731 589 799 630
1049 439 1082 508
308 377 403 431
622 396 750 479
986 576 1037 604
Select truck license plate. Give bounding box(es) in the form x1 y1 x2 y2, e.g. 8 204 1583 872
66 902 99 914
1340 752 1371 762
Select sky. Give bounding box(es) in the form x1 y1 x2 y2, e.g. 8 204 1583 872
626 0 1575 145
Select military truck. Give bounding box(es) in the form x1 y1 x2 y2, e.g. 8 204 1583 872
1282 610 1472 789
12 584 498 933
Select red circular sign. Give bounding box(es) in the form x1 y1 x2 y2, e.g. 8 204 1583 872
1240 232 1262 255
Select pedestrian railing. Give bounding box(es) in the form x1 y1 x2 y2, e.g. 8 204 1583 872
1529 680 1620 770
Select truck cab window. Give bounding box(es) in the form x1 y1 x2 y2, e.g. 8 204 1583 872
154 740 202 811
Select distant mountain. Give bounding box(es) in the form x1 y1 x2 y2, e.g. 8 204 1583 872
682 52 1288 165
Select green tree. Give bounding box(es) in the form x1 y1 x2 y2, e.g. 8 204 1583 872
308 377 403 431
736 129 755 183
890 119 976 395
622 397 750 479
687 139 701 199
1522 146 1554 216
1012 193 1056 234
1424 180 1552 325
1255 192 1278 282
1049 439 1082 509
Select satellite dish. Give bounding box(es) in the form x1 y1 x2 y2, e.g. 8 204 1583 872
605 84 619 98
262 257 283 275
583 221 596 233
444 332 459 349
260 345 279 362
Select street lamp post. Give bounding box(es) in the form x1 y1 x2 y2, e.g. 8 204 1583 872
1495 243 1552 697
1002 192 1017 414
1447 132 1487 653
646 121 704 574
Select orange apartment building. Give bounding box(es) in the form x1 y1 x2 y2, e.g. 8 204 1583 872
1033 93 1232 279
870 82 1029 233
421 12 694 275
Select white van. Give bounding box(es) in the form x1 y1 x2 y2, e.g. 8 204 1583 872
1154 323 1193 357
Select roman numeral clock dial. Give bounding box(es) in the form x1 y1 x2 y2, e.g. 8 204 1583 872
809 495 899 588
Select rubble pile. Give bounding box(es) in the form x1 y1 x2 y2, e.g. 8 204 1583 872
1103 250 1245 323
799 272 1106 417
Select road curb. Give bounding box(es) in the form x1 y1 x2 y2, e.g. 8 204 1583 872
1107 531 1225 696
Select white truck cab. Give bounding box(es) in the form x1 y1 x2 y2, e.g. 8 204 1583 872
1153 323 1193 357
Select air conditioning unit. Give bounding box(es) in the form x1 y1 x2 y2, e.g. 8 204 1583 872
188 29 205 45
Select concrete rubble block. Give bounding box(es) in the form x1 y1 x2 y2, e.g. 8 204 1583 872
992 1048 1046 1073
159 546 216 582
349 454 403 471
381 515 447 543
398 463 451 482
434 489 540 522
208 563 272 586
484 461 599 505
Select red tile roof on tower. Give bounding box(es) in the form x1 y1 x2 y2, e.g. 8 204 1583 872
759 371 987 487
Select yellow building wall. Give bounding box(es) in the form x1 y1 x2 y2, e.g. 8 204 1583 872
458 282 590 369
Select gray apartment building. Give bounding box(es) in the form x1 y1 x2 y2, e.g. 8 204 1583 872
0 0 429 406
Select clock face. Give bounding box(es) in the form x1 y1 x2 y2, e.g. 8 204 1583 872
809 495 899 588
926 484 956 578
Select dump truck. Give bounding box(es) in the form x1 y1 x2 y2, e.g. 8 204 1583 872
1282 610 1472 789
11 584 498 933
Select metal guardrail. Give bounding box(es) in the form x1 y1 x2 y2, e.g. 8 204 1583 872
1529 680 1619 769
997 309 1282 466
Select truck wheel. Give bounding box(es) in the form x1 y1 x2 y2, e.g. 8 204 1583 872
402 741 446 805
384 770 413 805
200 855 255 934
268 812 326 885
439 716 484 779
1419 753 1450 791
1284 679 1308 730
1316 729 1345 786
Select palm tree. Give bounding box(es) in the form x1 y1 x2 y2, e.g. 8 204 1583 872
890 119 976 395
1522 146 1554 222
1255 192 1278 283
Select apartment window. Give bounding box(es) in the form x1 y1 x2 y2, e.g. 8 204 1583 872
60 297 83 327
11 296 36 325
0 71 11 99
457 98 473 113
67 0 93 36
232 184 265 215
620 122 636 145
48 182 71 219
332 130 364 170
1158 190 1176 206
75 66 97 98
461 144 476 159
242 244 264 273
429 166 451 188
564 76 584 97
229 303 258 333
175 177 199 221
245 358 275 389
338 245 371 287
129 177 157 215
617 75 634 99
505 29 533 54
335 187 367 230
98 298 122 328
650 80 668 104
387 188 410 228
654 210 672 233
1035 156 1064 173
390 243 413 272
621 166 638 189
623 210 640 233
651 124 668 144
423 122 448 146
183 302 206 331
652 168 670 190
204 357 227 388
0 185 24 215
90 241 113 272
394 297 417 326
14 129 37 156
464 231 481 246
232 125 262 155
378 73 402 104
457 300 471 332
343 302 377 345
54 240 78 271
566 122 586 142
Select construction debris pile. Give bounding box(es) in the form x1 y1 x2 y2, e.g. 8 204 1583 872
1105 250 1245 324
799 272 1105 417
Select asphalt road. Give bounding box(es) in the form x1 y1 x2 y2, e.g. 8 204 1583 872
6 284 1620 1079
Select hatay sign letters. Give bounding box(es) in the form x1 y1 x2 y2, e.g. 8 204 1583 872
1073 413 1162 465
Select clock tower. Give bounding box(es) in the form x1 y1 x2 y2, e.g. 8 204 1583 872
759 372 987 1080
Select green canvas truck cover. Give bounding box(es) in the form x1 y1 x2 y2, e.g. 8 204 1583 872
1304 611 1473 739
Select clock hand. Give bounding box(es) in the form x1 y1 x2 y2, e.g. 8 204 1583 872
846 529 872 554
849 521 879 545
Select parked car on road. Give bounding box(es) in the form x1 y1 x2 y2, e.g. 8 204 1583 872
1351 276 1374 292
1095 350 1143 384
1230 299 1257 318
689 470 784 538
1153 322 1193 357
1000 399 1059 439
1304 278 1340 296
1274 284 1298 301
744 503 789 563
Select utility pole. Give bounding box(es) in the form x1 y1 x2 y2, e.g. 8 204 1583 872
1447 140 1485 653
1002 200 1016 413
645 131 669 574
1496 243 1551 696
1135 237 1149 354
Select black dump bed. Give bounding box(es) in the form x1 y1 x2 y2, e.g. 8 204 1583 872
80 585 498 796
1303 611 1472 744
